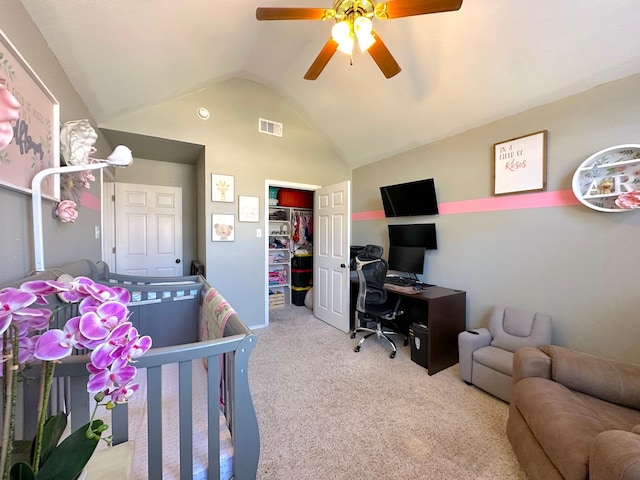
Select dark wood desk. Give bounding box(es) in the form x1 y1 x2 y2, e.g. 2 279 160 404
350 280 466 375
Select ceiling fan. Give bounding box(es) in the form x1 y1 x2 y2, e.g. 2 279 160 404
256 0 463 80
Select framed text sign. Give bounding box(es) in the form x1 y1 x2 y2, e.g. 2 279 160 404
493 130 547 196
0 29 60 200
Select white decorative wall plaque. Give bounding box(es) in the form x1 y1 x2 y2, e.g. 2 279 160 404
571 144 640 212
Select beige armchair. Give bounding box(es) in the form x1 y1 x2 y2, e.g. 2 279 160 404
508 345 640 480
458 305 552 402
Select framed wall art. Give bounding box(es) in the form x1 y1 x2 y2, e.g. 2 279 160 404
0 29 60 200
211 173 234 202
493 130 547 196
238 195 259 222
212 213 235 241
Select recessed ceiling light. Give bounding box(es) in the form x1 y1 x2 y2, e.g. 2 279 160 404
196 107 210 120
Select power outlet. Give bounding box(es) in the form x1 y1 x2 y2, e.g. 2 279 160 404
94 226 100 239
256 228 262 238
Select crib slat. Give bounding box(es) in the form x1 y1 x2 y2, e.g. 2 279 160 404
147 365 163 479
69 375 90 433
231 335 260 480
178 360 193 480
207 355 221 480
111 401 129 445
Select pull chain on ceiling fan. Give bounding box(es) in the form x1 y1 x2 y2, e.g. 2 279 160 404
256 0 463 80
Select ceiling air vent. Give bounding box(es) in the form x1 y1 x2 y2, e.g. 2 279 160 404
259 118 283 137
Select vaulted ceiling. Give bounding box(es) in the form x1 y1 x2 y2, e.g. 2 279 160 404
20 0 640 167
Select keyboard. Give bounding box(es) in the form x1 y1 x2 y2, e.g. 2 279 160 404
384 276 418 287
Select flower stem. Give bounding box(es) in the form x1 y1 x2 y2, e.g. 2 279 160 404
0 328 19 480
32 361 56 474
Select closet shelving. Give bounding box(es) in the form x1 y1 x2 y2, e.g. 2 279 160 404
268 206 291 309
268 205 313 309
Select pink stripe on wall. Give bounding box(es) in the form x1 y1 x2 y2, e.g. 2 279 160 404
80 191 101 211
352 189 580 221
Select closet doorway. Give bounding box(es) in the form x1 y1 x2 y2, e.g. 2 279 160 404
264 179 351 332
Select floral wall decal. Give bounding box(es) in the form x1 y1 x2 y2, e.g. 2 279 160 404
0 78 20 151
53 119 100 223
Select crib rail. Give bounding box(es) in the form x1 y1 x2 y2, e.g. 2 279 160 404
3 261 260 480
50 331 258 479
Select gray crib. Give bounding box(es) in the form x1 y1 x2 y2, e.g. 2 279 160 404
5 260 260 480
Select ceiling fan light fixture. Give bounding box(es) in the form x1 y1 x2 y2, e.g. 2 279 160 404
331 20 354 54
354 16 375 51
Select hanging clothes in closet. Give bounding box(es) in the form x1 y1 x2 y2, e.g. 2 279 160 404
290 210 313 253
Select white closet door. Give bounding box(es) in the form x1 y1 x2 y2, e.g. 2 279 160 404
314 180 351 333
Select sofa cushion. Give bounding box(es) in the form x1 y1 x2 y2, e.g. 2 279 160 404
540 345 640 410
513 377 606 480
490 307 551 352
472 345 513 376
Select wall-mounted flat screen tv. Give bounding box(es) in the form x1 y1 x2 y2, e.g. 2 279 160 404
388 223 437 250
380 178 438 217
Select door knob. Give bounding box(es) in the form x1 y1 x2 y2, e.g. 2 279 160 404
175 259 181 264
340 263 346 268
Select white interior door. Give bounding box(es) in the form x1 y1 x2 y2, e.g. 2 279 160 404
114 182 183 276
314 180 351 332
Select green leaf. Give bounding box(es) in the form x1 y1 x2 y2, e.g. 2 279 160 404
9 462 36 480
34 412 68 467
10 440 34 467
35 420 103 480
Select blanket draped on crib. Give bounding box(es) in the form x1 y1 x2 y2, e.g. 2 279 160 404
199 286 237 341
199 287 238 405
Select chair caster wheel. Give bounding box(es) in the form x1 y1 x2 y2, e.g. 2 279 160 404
390 351 396 359
354 346 361 353
350 332 356 339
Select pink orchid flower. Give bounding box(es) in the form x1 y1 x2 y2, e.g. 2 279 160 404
20 280 70 304
10 307 52 331
57 276 97 303
86 356 136 394
79 301 128 342
89 322 134 369
0 288 38 335
17 334 38 364
108 380 140 404
120 327 152 362
33 316 83 361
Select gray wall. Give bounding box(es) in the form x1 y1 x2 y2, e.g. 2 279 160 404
0 2 111 283
352 73 640 363
101 79 351 328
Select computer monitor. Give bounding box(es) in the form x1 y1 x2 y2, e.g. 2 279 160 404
387 246 425 274
388 223 437 249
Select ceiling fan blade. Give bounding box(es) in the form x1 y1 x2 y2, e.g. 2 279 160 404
256 7 331 21
377 0 463 19
368 32 401 79
304 38 339 80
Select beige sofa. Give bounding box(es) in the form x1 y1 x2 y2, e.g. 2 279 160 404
507 345 640 480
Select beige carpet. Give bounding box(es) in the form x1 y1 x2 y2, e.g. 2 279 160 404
248 305 528 480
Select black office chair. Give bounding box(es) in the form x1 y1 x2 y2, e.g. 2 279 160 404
350 245 407 358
